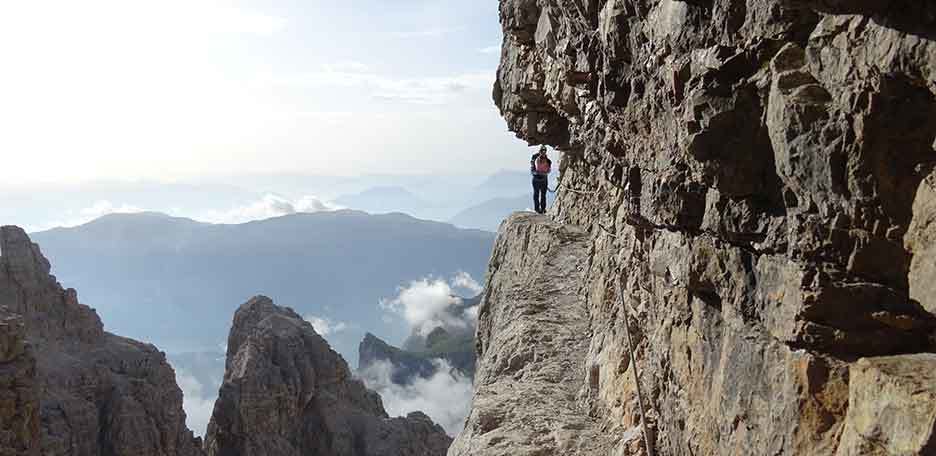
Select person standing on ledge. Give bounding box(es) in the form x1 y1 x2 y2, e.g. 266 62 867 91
530 145 552 214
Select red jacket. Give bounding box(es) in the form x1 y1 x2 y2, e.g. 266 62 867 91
531 153 552 177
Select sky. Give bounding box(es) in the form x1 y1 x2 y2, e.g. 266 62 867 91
0 0 525 188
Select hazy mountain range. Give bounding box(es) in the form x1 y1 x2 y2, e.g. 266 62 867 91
31 210 494 361
7 169 555 233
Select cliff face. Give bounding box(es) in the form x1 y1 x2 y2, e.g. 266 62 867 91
0 226 204 456
204 296 452 456
453 1 936 455
0 308 39 456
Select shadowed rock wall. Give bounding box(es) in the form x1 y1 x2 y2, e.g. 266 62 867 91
0 226 204 456
205 296 452 456
0 308 38 456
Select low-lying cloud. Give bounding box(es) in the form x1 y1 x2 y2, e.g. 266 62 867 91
451 271 483 295
29 193 342 232
379 272 481 337
304 315 349 336
197 193 340 224
30 200 146 231
176 369 218 437
358 359 473 436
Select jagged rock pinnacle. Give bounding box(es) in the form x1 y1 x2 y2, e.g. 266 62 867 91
205 296 452 456
0 227 204 455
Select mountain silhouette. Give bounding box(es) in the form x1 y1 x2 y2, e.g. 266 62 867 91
31 210 494 361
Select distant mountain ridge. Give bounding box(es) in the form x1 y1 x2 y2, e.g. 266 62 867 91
334 186 433 215
30 210 494 362
359 295 480 383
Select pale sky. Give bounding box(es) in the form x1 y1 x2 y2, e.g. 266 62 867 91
0 0 524 188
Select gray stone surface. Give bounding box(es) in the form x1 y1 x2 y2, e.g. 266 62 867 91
454 1 936 455
0 226 204 456
204 296 452 456
449 214 633 456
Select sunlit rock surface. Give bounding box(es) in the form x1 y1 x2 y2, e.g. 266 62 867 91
452 1 936 455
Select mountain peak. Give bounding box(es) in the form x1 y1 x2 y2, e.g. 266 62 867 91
1 226 51 280
207 296 451 456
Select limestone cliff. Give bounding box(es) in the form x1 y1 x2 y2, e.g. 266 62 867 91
0 226 204 456
204 296 452 456
452 1 936 455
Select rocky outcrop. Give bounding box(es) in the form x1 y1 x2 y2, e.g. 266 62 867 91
837 354 936 455
204 296 452 456
450 214 633 456
0 308 38 456
0 226 203 456
359 333 438 384
454 1 936 455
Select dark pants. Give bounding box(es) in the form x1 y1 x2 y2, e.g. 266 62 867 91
532 176 548 214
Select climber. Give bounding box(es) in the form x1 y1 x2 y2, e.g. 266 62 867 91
530 145 552 214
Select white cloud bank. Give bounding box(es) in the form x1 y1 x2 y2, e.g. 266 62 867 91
304 315 349 336
29 193 342 231
379 272 482 337
29 200 146 231
359 359 473 436
197 193 340 224
451 271 483 295
370 272 485 435
176 369 218 437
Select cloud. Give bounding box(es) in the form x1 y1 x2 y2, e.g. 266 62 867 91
79 200 145 218
304 315 349 336
358 359 472 436
451 271 483 296
201 6 286 36
29 200 145 231
464 305 479 322
392 26 466 38
320 61 371 73
27 194 343 231
380 278 463 336
379 273 482 337
265 70 494 105
196 194 340 224
369 73 491 105
478 45 500 54
176 369 218 437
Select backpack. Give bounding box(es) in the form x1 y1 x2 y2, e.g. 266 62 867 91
535 156 551 174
